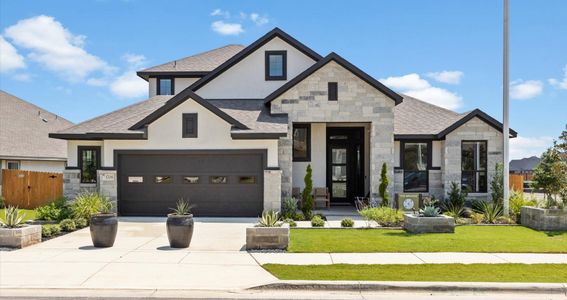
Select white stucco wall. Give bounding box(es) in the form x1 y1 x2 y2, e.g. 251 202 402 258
18 160 66 172
67 140 103 167
84 98 280 168
293 123 326 189
149 78 156 97
196 37 317 99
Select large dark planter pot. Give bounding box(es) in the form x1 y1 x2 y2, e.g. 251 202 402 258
166 214 194 248
89 213 118 248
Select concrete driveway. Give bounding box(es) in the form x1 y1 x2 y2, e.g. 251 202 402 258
0 217 277 291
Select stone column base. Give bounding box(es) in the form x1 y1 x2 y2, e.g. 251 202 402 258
264 169 282 212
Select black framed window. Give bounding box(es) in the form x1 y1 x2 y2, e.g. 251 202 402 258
182 113 198 138
402 141 429 192
461 141 487 193
6 160 20 170
265 51 287 80
78 146 100 183
157 77 174 95
293 124 311 161
328 82 338 101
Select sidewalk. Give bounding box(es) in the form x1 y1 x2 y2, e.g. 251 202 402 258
251 252 567 265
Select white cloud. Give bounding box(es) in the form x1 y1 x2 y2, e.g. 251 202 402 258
510 136 554 160
426 70 464 84
548 64 567 90
211 21 244 36
0 36 26 72
380 73 430 90
380 73 464 110
210 9 230 18
86 77 108 87
250 13 269 26
122 53 146 68
12 73 31 81
510 80 543 100
3 15 113 81
110 71 146 98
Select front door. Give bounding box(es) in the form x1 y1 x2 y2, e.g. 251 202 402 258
326 127 365 204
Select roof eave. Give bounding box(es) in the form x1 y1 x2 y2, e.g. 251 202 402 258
136 71 209 81
49 133 146 140
437 109 518 139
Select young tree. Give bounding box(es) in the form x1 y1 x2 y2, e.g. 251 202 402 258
379 162 390 206
301 164 314 218
531 147 567 208
491 163 504 205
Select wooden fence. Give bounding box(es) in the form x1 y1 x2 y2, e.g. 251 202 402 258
509 174 524 191
1 169 63 209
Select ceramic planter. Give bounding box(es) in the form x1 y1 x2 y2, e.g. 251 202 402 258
89 213 118 247
166 214 194 248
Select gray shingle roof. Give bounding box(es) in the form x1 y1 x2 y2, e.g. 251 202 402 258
0 91 74 160
394 95 467 135
138 45 245 78
208 100 287 133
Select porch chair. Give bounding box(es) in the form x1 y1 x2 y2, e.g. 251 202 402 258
313 187 331 208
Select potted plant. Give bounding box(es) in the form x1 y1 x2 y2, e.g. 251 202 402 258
89 198 118 248
246 210 289 250
0 206 42 248
404 199 455 234
166 198 194 248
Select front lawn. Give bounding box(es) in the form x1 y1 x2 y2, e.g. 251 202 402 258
263 264 567 283
289 226 567 253
0 208 36 222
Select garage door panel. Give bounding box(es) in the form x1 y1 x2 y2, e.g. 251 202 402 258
118 152 264 217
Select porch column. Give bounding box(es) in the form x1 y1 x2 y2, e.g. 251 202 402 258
369 121 395 204
278 125 293 198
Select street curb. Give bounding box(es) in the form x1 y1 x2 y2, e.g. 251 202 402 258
250 280 567 294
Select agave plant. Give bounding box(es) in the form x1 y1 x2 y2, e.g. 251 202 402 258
420 205 441 217
257 210 280 227
171 198 193 215
475 201 503 224
0 206 26 228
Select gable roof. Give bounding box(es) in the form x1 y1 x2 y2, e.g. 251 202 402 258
437 108 517 138
264 52 403 105
189 28 323 92
1 90 73 160
129 89 248 130
137 45 245 80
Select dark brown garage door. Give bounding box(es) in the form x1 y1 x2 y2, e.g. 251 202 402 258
117 150 265 217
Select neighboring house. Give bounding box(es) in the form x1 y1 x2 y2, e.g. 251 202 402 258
509 156 540 181
0 91 74 193
50 28 516 217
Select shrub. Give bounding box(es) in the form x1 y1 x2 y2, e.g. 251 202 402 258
509 190 537 221
35 197 70 221
42 224 61 238
420 205 440 217
379 163 389 206
311 215 325 227
283 218 297 227
257 210 280 227
490 163 504 206
441 182 467 217
74 217 88 228
301 164 314 218
170 198 193 215
281 197 298 219
341 218 354 227
59 219 76 232
359 207 404 227
470 212 484 224
293 212 305 221
474 201 503 224
0 196 5 209
70 192 111 220
0 206 26 228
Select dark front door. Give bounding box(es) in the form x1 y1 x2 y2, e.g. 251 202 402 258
326 127 365 204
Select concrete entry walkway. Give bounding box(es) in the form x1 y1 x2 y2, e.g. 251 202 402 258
0 217 277 290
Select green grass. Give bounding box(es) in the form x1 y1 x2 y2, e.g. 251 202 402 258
289 226 567 253
0 208 36 222
263 264 567 283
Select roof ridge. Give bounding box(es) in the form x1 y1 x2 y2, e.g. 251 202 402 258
1 90 74 125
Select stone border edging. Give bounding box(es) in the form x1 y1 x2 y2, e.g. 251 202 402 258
250 280 567 294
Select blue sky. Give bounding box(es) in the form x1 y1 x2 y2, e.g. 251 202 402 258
1 0 565 159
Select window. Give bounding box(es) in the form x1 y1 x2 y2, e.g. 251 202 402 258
78 146 100 183
402 142 429 192
210 176 227 184
128 176 143 183
292 124 311 161
157 77 174 95
239 176 256 184
155 176 172 184
6 161 20 170
182 113 198 138
461 141 488 193
265 51 287 80
328 82 338 101
183 176 199 184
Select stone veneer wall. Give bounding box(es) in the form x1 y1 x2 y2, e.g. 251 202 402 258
393 169 444 200
263 169 282 211
443 117 504 199
63 169 117 213
270 61 396 200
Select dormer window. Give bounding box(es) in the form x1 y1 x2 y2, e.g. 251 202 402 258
265 51 287 81
157 77 174 95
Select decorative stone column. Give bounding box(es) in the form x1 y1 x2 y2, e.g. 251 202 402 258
264 169 282 212
63 169 81 201
278 131 293 198
97 169 118 213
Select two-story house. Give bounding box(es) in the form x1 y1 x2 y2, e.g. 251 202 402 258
50 28 516 216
